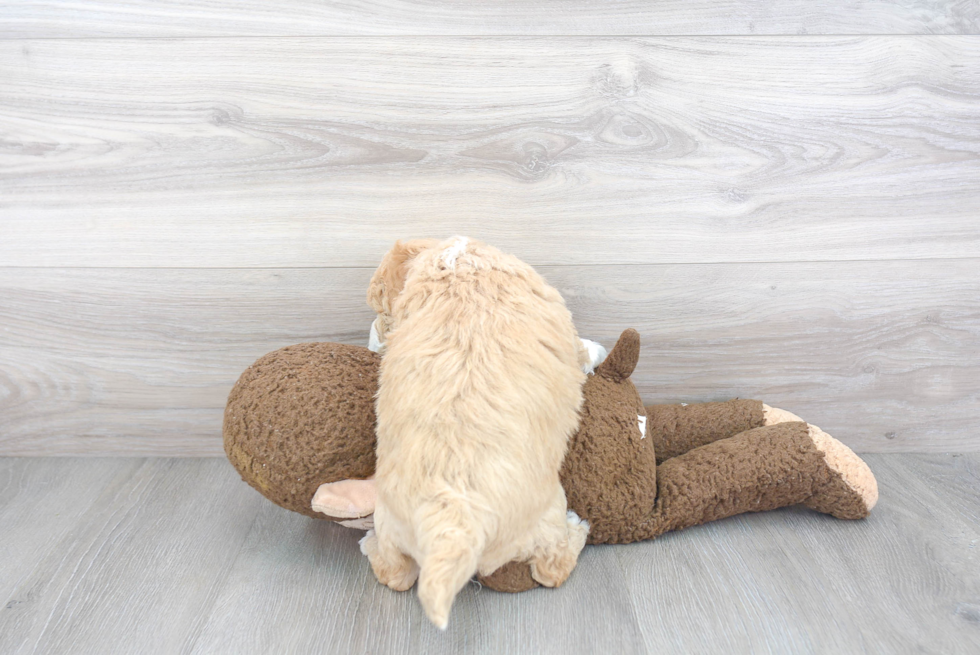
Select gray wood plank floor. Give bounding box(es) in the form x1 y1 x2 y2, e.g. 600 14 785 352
1 454 977 654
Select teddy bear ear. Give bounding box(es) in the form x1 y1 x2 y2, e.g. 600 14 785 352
596 329 640 381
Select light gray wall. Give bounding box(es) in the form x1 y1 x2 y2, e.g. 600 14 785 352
2 3 978 454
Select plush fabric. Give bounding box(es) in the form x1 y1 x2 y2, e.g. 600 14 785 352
224 342 379 519
223 331 878 594
645 399 766 463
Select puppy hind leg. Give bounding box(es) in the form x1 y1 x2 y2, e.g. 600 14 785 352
359 529 419 592
528 490 590 588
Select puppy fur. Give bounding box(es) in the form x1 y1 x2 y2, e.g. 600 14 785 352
361 237 590 629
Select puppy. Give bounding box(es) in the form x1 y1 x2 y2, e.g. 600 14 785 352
360 236 590 629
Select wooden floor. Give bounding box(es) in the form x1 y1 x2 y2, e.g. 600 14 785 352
0 454 977 654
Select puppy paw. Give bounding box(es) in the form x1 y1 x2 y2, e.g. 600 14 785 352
530 512 590 588
359 530 419 591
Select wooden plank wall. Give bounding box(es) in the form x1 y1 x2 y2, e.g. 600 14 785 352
1 3 978 455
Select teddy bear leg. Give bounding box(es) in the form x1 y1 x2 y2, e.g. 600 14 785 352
631 421 877 541
761 403 806 424
754 406 877 517
643 399 767 463
802 423 878 519
757 409 878 518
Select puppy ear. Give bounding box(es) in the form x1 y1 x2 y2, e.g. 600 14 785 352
311 478 376 519
596 329 640 381
367 239 438 314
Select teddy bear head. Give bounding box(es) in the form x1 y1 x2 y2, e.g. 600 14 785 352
223 342 380 521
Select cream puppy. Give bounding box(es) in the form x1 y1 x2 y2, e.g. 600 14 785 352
360 236 590 629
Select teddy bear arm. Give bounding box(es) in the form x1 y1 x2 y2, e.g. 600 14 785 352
644 399 766 464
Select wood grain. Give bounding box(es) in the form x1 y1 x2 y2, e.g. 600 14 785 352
0 458 142 605
2 261 977 455
615 453 980 654
0 455 977 653
189 494 647 654
0 458 262 655
3 1 978 37
2 37 979 267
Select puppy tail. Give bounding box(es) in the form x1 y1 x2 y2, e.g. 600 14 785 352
415 502 482 630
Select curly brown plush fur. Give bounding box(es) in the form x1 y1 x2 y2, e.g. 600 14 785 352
224 330 878 594
224 342 379 519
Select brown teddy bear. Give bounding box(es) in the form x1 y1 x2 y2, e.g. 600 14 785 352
224 329 877 593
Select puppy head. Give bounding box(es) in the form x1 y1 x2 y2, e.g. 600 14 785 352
366 239 438 344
